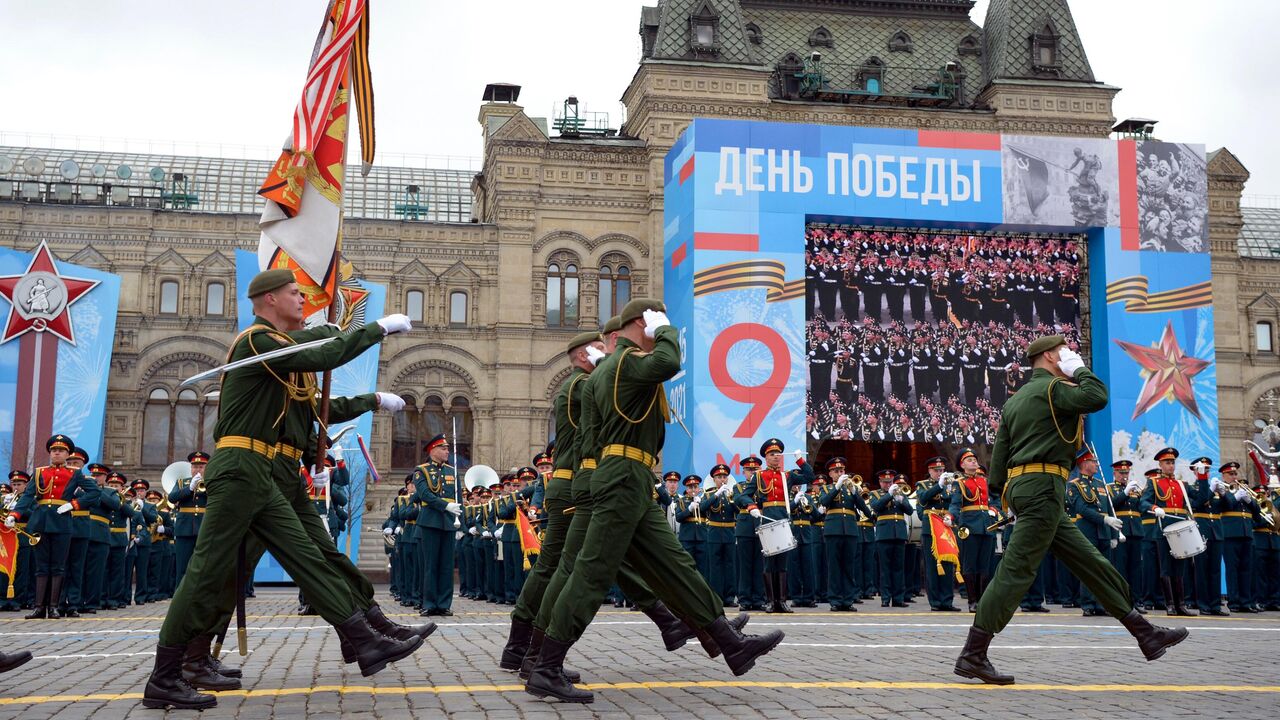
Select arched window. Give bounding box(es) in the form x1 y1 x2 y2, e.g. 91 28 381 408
745 23 762 45
598 256 633 325
423 395 447 440
142 388 171 466
173 389 200 457
808 27 833 49
1032 21 1059 70
546 253 580 328
1259 321 1274 353
406 290 424 323
391 395 420 472
159 280 179 314
888 30 913 53
859 57 885 93
205 282 225 316
449 291 468 326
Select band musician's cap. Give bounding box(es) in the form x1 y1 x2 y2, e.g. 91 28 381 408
517 467 538 481
877 469 897 481
567 331 603 354
131 479 149 491
619 298 666 326
926 456 947 470
663 471 682 483
403 474 415 486
247 268 296 298
709 463 731 477
86 463 111 476
825 457 846 471
1144 468 1159 478
740 455 763 469
1190 456 1213 471
106 471 126 485
0 484 10 494
760 438 785 455
8 470 30 482
145 488 163 499
1075 447 1095 466
188 451 211 464
533 452 554 467
1220 461 1242 473
424 434 448 453
1154 447 1179 462
811 475 826 486
69 447 90 464
956 448 977 466
683 474 702 487
1025 334 1066 360
602 316 623 335
46 434 74 453
1111 460 1133 470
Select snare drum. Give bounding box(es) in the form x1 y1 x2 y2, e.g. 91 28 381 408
1162 518 1206 559
756 517 798 557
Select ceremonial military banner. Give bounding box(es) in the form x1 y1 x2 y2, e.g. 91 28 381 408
662 119 1215 478
0 244 120 471
234 250 386 581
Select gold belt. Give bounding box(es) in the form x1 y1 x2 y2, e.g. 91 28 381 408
763 501 787 509
793 520 811 526
499 519 516 525
827 508 858 516
90 514 109 524
600 444 657 468
1115 511 1139 517
275 443 303 461
216 436 277 458
961 504 988 512
38 499 68 506
110 527 127 533
707 520 734 528
1221 511 1251 519
579 459 597 471
403 520 416 525
877 514 905 522
1007 463 1069 480
72 510 90 517
858 521 873 527
179 507 206 514
1203 513 1220 520
552 469 574 480
1164 508 1188 515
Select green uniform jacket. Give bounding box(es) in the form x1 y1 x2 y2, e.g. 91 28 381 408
1067 474 1118 543
1188 479 1225 541
167 482 207 538
550 368 590 505
1109 484 1145 540
732 479 759 538
1219 489 1261 539
133 502 158 547
675 494 708 543
13 466 100 535
820 482 872 537
88 485 121 544
914 479 950 538
1255 489 1280 550
699 489 737 543
988 366 1108 502
396 496 420 544
588 327 679 460
412 461 459 532
869 489 911 541
107 491 140 548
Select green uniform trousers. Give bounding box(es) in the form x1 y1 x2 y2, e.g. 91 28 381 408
976 473 1131 634
512 492 570 624
159 449 357 646
545 457 724 644
204 468 373 637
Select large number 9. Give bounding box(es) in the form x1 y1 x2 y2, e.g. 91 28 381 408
708 323 790 439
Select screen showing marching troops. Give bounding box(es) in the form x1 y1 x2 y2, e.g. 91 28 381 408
805 224 1083 446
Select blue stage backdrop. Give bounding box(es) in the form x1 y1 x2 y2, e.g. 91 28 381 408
235 250 386 582
664 119 1215 480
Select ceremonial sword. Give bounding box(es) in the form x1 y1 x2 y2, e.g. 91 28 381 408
179 336 340 386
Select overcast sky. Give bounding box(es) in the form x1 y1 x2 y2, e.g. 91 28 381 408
3 0 1276 198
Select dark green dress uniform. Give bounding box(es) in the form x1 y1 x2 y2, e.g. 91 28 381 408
733 457 766 610
168 451 210 589
9 435 101 618
869 473 911 607
1067 461 1120 616
396 479 420 606
1255 486 1280 610
105 474 135 609
1187 460 1226 614
483 485 503 603
700 466 738 606
497 471 535 604
460 494 479 599
1108 461 1145 611
789 483 819 607
131 486 158 604
1218 462 1259 612
64 448 97 615
155 313 386 647
858 499 877 598
1137 468 1163 609
385 491 405 598
819 465 873 611
914 459 959 611
81 464 119 612
675 478 709 581
144 491 169 602
412 437 461 616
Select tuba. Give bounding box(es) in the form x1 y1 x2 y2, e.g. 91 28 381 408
161 461 195 497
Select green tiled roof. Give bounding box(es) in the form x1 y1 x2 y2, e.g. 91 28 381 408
982 0 1095 82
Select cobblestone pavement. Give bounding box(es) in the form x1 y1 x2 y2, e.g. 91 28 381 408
0 587 1277 719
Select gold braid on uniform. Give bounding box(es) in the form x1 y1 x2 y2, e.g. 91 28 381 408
612 348 669 424
34 467 51 496
958 473 981 503
246 328 320 429
1046 378 1084 448
566 373 587 429
1072 478 1098 503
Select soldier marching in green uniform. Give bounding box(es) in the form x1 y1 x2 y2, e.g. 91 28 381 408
62 446 93 616
915 456 961 611
395 476 420 606
819 457 872 612
955 335 1188 685
168 451 210 589
104 472 135 610
141 268 426 710
128 480 157 605
144 488 170 602
1066 448 1123 616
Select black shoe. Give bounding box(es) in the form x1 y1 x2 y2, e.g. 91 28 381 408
62 607 79 618
1265 604 1280 612
209 654 241 679
420 608 437 617
1207 608 1229 617
891 600 908 608
367 603 437 643
693 613 751 659
436 609 453 617
1021 606 1050 613
1119 610 1188 661
501 618 534 671
643 601 696 652
831 605 847 612
334 611 424 677
0 650 32 674
298 604 317 617
181 635 241 691
46 606 62 619
525 635 593 703
23 606 47 620
80 607 96 615
519 629 582 683
142 645 217 710
954 627 1014 685
704 614 784 676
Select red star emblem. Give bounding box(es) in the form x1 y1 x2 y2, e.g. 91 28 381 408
0 241 99 345
1115 321 1210 420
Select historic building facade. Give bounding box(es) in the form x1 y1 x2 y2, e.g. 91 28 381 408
1 0 1275 573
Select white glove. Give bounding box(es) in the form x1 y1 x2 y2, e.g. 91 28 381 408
156 524 165 534
641 309 670 337
1109 539 1119 549
330 444 344 462
817 505 827 514
482 530 492 538
382 527 394 536
310 467 330 489
889 483 902 496
585 345 607 366
1125 481 1141 495
943 515 953 527
1152 507 1166 518
445 502 463 516
456 531 464 541
750 508 762 519
1104 516 1124 530
717 483 733 498
836 474 848 489
57 503 73 515
189 474 201 492
376 392 405 413
1056 348 1085 376
496 526 505 541
793 449 805 461
133 498 144 510
1210 478 1226 493
3 516 14 528
1235 488 1250 502
376 313 413 335
469 526 478 536
395 527 403 535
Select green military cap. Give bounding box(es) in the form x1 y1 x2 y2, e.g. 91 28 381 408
567 331 602 353
1024 334 1066 360
602 315 623 334
618 298 666 326
247 268 296 298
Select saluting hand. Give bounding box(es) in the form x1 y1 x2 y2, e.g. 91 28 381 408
642 309 671 338
376 392 406 412
1056 348 1085 376
585 346 607 366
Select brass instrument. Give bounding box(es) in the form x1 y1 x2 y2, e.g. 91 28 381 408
1257 488 1277 527
957 526 970 539
16 529 40 545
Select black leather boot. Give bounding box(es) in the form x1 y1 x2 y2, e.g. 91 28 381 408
524 635 593 703
1171 578 1197 616
0 650 32 674
24 576 47 620
334 611 424 677
1119 609 1189 661
181 634 241 690
705 614 784 676
953 626 1014 685
367 603 436 642
47 576 64 619
762 572 776 613
775 572 794 613
501 618 534 671
520 628 581 683
142 645 217 710
694 612 751 658
1161 578 1178 616
642 601 696 652
209 654 241 679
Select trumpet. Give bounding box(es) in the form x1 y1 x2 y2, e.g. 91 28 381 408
17 529 40 545
957 526 970 540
